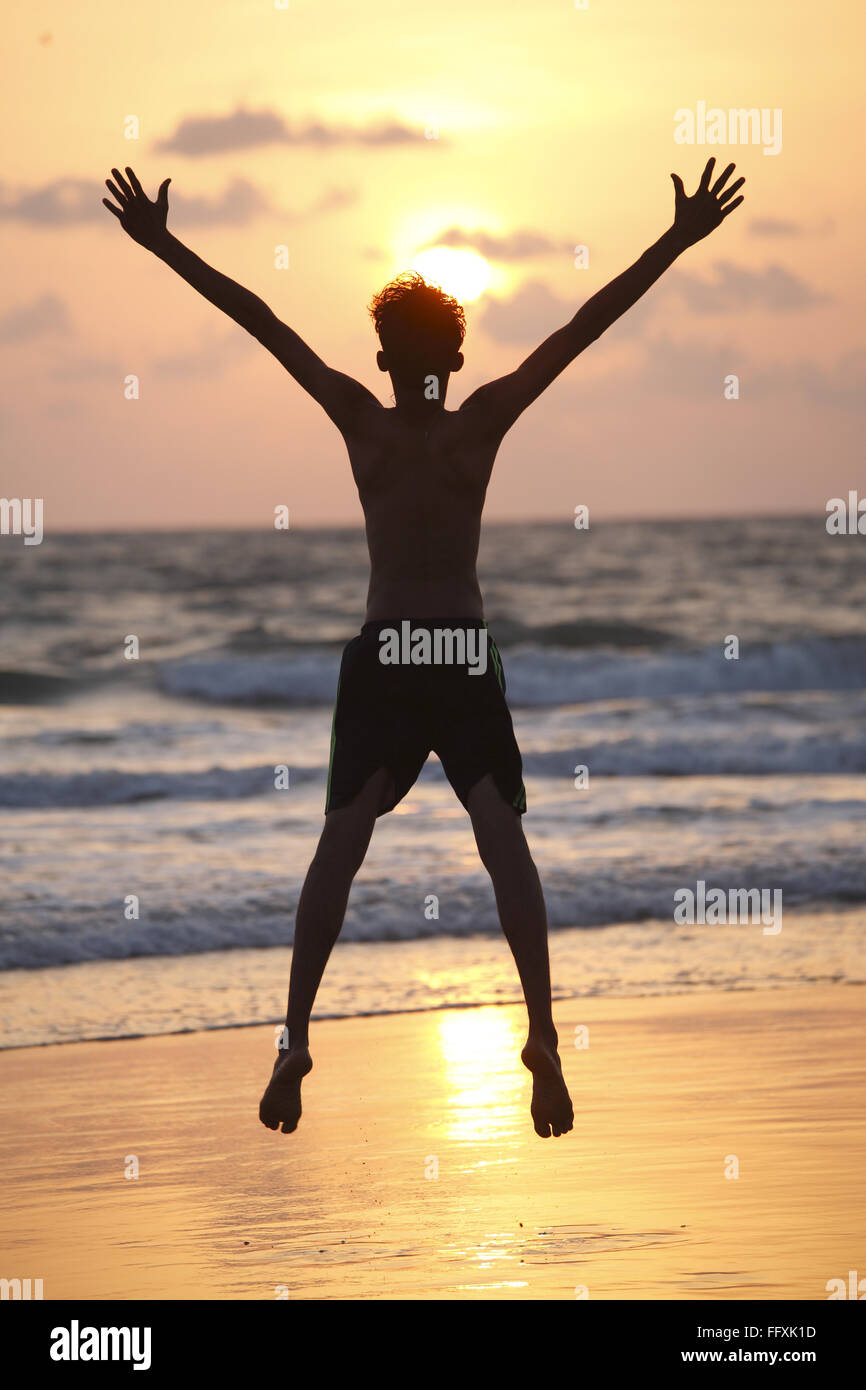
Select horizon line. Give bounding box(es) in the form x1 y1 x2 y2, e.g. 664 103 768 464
26 508 825 537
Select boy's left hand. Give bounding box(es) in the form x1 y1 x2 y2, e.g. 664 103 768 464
670 158 745 248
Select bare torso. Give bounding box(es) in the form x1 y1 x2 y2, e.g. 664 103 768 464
343 405 501 621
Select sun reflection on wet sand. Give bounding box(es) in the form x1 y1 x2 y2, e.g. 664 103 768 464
439 1225 528 1292
435 1006 525 1145
0 991 861 1299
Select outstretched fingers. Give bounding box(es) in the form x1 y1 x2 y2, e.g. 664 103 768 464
718 175 745 205
102 197 123 219
710 161 736 196
720 195 745 219
699 157 716 191
111 167 134 200
105 177 127 206
124 166 144 197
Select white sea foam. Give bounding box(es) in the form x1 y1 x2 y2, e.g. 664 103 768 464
156 636 866 707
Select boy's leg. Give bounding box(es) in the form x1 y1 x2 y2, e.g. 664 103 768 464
286 765 392 1045
259 766 392 1133
467 773 574 1138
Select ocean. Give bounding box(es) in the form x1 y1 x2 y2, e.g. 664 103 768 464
2 517 864 1047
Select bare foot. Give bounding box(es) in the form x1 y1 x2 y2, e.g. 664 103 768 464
259 1046 313 1133
521 1036 574 1138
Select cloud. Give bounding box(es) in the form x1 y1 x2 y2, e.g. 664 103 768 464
748 217 835 239
669 261 827 313
0 293 70 343
169 177 273 228
153 330 258 379
428 226 574 260
0 179 104 225
639 338 866 410
50 356 120 382
576 260 829 342
748 218 803 238
48 333 260 383
480 256 828 352
528 328 866 413
0 177 356 229
624 332 743 398
0 176 270 227
167 179 357 227
751 347 866 411
155 106 425 156
479 259 826 351
480 280 573 343
477 278 863 411
311 187 357 214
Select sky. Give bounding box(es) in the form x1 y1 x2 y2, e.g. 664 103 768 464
2 0 864 529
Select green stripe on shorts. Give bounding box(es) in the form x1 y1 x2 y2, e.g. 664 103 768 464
487 632 505 692
324 668 343 810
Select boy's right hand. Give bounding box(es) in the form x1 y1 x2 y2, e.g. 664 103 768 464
103 167 171 250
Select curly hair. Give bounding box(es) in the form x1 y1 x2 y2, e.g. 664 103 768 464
368 270 466 354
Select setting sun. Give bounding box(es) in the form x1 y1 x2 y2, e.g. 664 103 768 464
408 246 492 303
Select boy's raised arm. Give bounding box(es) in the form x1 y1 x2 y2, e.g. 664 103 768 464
103 167 380 434
459 158 745 440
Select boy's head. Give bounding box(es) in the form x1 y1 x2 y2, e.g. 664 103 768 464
369 271 465 388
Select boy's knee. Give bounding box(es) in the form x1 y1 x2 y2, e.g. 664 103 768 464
311 839 359 879
472 816 526 874
313 812 374 877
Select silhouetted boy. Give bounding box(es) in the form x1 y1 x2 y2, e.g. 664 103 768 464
104 158 743 1136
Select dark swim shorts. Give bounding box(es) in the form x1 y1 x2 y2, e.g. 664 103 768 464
325 619 526 817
